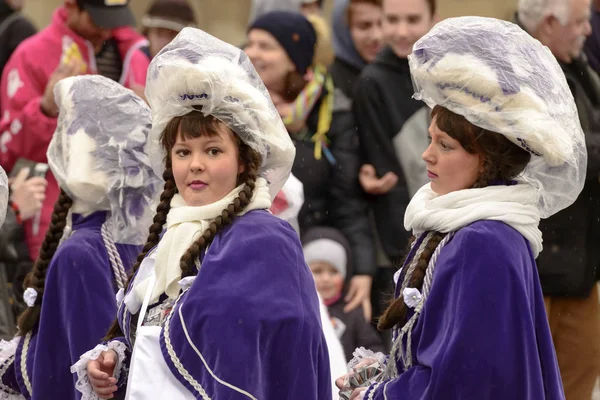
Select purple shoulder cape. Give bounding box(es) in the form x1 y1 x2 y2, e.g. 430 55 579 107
5 212 139 399
367 220 564 400
159 210 332 399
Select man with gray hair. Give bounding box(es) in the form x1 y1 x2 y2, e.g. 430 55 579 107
516 0 600 399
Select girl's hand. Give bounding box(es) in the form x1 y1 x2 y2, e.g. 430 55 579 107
87 350 118 399
336 358 379 399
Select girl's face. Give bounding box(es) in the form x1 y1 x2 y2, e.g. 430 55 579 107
244 29 296 94
310 261 344 301
349 2 384 63
422 117 481 195
171 124 243 206
381 0 435 59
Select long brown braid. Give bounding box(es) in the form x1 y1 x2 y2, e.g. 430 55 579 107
104 167 177 340
377 232 446 331
17 190 73 335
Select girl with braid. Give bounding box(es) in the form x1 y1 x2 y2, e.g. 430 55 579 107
75 27 331 400
336 17 587 400
0 75 161 400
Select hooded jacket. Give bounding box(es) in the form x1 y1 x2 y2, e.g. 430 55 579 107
353 47 424 260
329 0 366 98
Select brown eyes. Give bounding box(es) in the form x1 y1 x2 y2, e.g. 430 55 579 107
174 148 223 157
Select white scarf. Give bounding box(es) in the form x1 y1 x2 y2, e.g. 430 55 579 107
135 178 272 304
404 183 543 257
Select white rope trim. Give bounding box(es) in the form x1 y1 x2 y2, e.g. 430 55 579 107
19 333 31 397
387 232 455 377
422 233 454 298
162 290 210 399
388 232 432 378
161 287 258 400
101 221 127 289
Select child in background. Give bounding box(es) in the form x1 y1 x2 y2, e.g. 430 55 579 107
304 227 384 362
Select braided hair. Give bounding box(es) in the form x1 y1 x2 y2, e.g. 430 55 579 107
377 232 446 331
105 110 262 339
104 167 177 340
17 190 73 335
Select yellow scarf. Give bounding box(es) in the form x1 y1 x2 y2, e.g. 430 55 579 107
283 65 334 160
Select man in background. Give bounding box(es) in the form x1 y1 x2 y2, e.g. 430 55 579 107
517 0 600 398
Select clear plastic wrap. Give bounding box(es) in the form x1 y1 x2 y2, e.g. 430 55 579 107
145 27 296 200
408 16 587 218
48 75 163 245
338 348 386 400
0 167 7 229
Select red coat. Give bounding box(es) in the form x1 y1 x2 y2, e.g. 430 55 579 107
0 7 150 261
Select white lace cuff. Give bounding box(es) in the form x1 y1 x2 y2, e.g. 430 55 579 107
0 392 25 400
0 338 22 399
70 341 128 400
0 339 19 365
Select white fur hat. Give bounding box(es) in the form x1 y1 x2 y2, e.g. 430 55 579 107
48 75 162 245
145 27 296 200
409 16 587 218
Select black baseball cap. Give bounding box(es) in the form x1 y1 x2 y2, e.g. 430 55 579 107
78 0 136 29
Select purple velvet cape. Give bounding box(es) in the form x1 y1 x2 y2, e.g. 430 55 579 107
0 211 140 399
113 210 332 399
365 220 565 400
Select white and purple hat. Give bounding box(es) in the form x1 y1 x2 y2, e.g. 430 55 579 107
48 75 163 245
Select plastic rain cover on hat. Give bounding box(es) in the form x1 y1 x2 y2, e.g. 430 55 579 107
408 16 587 218
0 167 7 228
145 27 296 200
47 75 163 245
